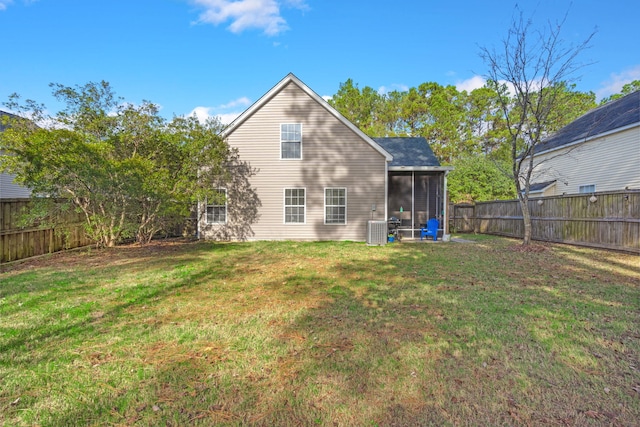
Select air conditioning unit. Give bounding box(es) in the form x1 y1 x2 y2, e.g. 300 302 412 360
367 220 388 246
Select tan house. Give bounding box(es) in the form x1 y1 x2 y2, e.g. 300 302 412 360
529 90 640 197
198 73 451 241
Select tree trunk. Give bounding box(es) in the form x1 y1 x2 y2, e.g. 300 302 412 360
519 196 532 246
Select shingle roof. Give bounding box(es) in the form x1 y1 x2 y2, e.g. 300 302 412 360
537 90 640 153
529 180 556 193
372 137 441 167
0 110 18 132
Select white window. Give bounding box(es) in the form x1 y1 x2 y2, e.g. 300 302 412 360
281 123 302 159
579 184 596 194
206 189 227 224
325 188 347 225
284 188 305 223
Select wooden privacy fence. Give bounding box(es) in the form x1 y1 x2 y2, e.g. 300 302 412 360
450 190 640 253
450 203 476 233
0 198 93 264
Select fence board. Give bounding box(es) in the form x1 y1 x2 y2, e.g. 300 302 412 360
450 190 640 253
0 198 94 264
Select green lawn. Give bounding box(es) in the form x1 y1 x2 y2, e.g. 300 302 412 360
1 236 639 426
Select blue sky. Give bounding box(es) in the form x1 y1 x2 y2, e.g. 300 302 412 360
1 0 639 124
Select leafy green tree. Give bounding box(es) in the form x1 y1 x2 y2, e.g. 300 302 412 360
1 81 256 247
329 74 596 178
533 82 596 136
377 90 406 136
401 83 467 163
331 80 472 161
447 155 516 203
328 79 385 136
461 86 508 158
599 79 640 104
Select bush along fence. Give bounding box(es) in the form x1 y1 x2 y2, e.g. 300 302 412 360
450 190 640 253
0 198 94 264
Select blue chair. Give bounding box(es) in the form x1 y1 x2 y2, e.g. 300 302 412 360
420 218 439 241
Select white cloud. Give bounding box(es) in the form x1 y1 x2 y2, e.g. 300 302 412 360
191 0 307 36
0 0 39 11
455 75 486 93
595 65 640 100
189 97 252 124
189 106 214 123
216 112 244 124
0 0 14 11
377 83 409 95
219 96 251 109
282 0 307 9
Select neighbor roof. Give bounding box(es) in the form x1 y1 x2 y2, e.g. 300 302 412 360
537 90 640 154
0 110 19 132
528 180 557 193
373 137 453 171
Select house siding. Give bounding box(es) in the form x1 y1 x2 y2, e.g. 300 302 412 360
541 185 556 198
531 125 640 196
202 81 388 241
1 148 31 198
0 173 31 198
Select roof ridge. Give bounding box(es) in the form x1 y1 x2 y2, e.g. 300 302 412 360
538 89 640 153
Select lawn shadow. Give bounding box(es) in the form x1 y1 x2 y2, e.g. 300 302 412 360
2 238 639 426
266 241 640 425
264 244 459 425
0 241 247 362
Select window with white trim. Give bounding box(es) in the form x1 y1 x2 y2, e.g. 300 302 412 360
284 188 305 223
281 123 302 159
579 184 596 194
325 188 346 224
206 189 227 224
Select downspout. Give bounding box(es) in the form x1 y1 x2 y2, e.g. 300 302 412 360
196 200 202 240
411 171 415 239
384 160 389 221
443 170 450 237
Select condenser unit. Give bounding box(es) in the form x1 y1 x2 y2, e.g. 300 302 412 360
367 220 388 246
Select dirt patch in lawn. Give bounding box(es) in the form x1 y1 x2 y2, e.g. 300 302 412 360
507 242 551 253
1 238 199 274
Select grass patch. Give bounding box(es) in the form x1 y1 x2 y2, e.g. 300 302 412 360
1 237 639 426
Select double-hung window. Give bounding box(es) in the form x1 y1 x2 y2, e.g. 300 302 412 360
206 189 227 224
284 188 305 224
325 188 347 225
281 123 302 159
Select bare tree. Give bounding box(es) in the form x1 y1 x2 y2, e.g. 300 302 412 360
480 9 595 245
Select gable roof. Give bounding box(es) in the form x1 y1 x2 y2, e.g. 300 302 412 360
373 137 453 171
537 90 640 155
222 73 392 161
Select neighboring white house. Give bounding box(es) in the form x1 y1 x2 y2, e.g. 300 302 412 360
529 90 640 196
0 111 31 199
0 172 31 198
